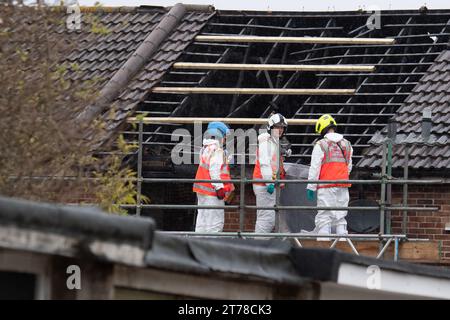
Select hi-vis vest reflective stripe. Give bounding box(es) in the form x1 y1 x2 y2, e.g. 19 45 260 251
317 138 351 189
253 147 285 186
193 149 235 197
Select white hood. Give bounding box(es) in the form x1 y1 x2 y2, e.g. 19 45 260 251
200 138 224 191
257 132 270 142
202 138 221 147
324 132 344 143
258 131 281 145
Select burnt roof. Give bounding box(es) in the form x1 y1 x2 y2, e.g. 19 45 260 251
12 5 450 171
125 8 450 172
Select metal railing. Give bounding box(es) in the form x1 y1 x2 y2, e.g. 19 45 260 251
161 231 406 261
123 119 443 261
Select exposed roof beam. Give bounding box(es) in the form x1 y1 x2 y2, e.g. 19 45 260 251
173 62 375 72
290 43 448 57
317 72 425 77
195 35 395 45
151 87 355 95
127 117 316 125
207 22 344 31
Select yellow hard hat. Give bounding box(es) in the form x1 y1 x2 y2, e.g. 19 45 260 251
315 114 337 134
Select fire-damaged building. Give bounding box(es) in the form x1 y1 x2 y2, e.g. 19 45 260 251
58 4 450 264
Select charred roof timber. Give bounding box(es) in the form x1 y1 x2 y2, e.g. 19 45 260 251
126 8 450 172
44 4 450 171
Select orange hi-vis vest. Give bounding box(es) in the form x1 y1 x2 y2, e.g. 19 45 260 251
193 148 235 198
253 147 285 186
317 138 351 189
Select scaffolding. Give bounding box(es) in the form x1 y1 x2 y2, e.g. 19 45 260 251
118 11 450 262
121 117 442 262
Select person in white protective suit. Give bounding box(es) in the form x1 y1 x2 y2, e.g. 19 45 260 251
252 113 289 233
193 122 235 232
306 114 353 236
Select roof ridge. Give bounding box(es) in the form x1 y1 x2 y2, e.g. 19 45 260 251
78 3 189 123
50 5 141 13
140 4 215 13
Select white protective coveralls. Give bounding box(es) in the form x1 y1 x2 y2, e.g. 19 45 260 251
307 132 353 235
253 132 282 233
195 138 228 232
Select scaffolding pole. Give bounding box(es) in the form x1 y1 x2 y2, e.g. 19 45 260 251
127 117 316 125
275 136 281 232
173 62 376 72
380 143 387 253
131 178 443 185
151 87 355 95
239 163 245 232
119 204 438 212
136 121 143 216
195 35 395 45
162 231 406 240
403 146 410 235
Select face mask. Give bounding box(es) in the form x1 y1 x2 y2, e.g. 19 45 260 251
271 128 283 139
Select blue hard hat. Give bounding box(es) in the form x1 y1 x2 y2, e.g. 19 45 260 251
204 128 224 140
207 122 230 137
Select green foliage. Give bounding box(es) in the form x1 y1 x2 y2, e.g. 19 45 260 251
86 13 110 35
132 112 148 130
94 135 149 215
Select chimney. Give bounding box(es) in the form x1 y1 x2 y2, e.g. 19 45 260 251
387 118 397 141
422 107 432 142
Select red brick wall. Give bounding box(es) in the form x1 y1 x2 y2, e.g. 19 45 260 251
390 185 450 260
223 186 256 232
354 184 450 260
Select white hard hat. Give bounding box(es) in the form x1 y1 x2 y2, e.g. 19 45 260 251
267 113 288 130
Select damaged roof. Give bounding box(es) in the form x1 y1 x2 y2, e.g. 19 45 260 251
123 8 450 172
9 4 450 171
358 48 450 170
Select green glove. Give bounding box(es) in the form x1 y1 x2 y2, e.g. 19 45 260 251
266 184 275 194
307 189 316 201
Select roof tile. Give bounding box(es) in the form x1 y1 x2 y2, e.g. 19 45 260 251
359 47 450 170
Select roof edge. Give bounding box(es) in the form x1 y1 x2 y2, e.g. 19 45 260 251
49 4 215 13
78 3 189 123
214 8 450 15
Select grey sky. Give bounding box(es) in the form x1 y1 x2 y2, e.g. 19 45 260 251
78 0 450 11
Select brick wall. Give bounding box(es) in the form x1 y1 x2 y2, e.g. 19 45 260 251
222 183 450 260
348 184 450 261
349 184 450 251
223 186 256 232
390 185 450 261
